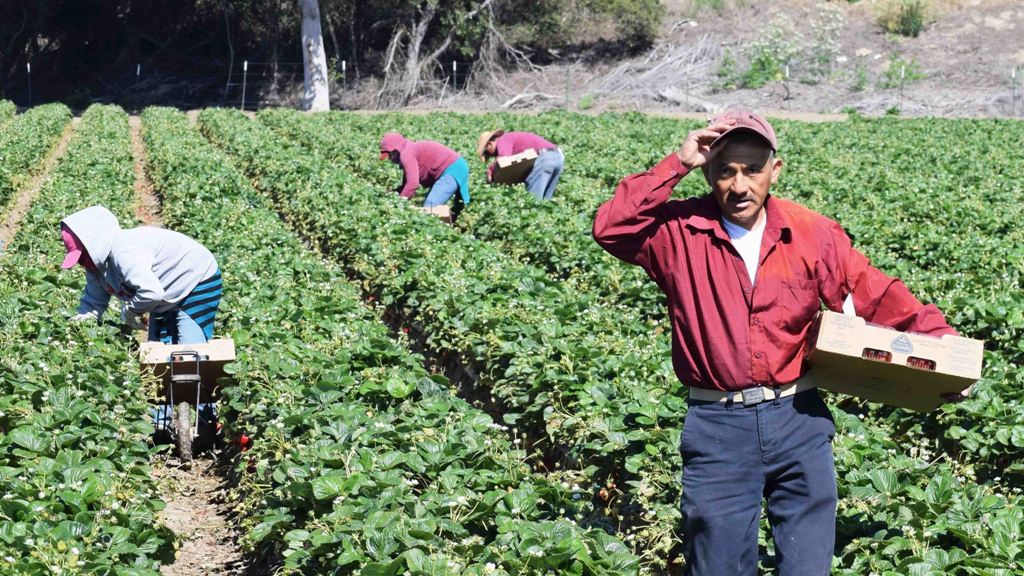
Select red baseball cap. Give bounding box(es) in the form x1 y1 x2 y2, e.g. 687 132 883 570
60 225 85 269
379 132 407 160
709 109 778 151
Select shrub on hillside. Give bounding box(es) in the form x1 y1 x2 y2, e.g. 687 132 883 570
876 0 929 37
716 4 844 90
503 0 664 56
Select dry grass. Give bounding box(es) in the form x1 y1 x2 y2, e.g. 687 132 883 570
663 0 750 17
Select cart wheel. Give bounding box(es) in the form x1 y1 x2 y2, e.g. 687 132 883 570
176 402 193 463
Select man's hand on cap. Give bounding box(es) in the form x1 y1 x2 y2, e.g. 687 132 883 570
676 120 737 171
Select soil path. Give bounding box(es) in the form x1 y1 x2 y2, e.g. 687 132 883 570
130 115 244 576
129 116 163 226
0 117 79 250
154 458 245 576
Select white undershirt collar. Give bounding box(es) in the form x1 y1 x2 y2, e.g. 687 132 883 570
721 213 767 286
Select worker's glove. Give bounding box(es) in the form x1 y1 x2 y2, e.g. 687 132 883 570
70 310 100 324
121 304 145 330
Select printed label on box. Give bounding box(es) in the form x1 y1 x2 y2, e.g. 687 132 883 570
890 334 914 354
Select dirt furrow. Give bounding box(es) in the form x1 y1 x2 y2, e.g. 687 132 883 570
0 117 79 250
154 459 246 576
131 114 245 576
130 116 164 227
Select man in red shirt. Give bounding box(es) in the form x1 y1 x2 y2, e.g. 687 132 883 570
593 109 964 575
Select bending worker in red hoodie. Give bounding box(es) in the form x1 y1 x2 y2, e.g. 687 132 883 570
593 109 966 575
379 132 470 210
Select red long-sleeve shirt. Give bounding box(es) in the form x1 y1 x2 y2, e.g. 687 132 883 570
593 153 957 392
395 140 460 199
487 132 556 181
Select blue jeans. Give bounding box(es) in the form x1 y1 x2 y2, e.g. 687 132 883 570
680 389 837 575
147 308 209 344
424 173 458 207
525 149 564 200
424 157 470 208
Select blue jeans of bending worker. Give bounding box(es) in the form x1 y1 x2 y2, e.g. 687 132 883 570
680 388 837 576
147 309 208 345
525 149 564 200
424 157 470 208
424 174 458 207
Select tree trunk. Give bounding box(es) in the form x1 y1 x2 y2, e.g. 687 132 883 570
398 4 434 105
222 4 234 102
325 10 341 67
377 0 497 108
298 0 330 112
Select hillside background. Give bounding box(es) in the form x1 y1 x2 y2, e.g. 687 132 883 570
1 0 1020 117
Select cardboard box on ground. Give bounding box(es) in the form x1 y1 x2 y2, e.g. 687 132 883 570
808 311 983 413
491 149 538 185
416 204 452 223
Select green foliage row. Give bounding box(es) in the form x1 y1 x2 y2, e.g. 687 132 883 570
201 107 686 570
253 107 1024 569
0 101 16 125
275 108 1024 485
209 107 1024 573
0 104 173 575
266 107 1024 479
256 110 666 321
0 103 71 213
141 106 638 575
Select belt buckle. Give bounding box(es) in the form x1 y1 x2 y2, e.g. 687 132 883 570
741 387 765 407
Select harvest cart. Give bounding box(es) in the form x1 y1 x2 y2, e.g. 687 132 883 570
139 339 235 462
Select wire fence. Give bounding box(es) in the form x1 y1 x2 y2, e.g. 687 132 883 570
2 58 1021 117
4 58 479 111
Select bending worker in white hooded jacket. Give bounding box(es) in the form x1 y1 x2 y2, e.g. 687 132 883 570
61 205 222 345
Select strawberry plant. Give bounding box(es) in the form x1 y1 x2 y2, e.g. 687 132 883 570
0 103 72 214
0 104 173 575
142 106 639 575
241 109 1024 573
0 100 15 125
4 100 1021 573
273 108 1024 482
257 110 669 321
199 108 700 567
